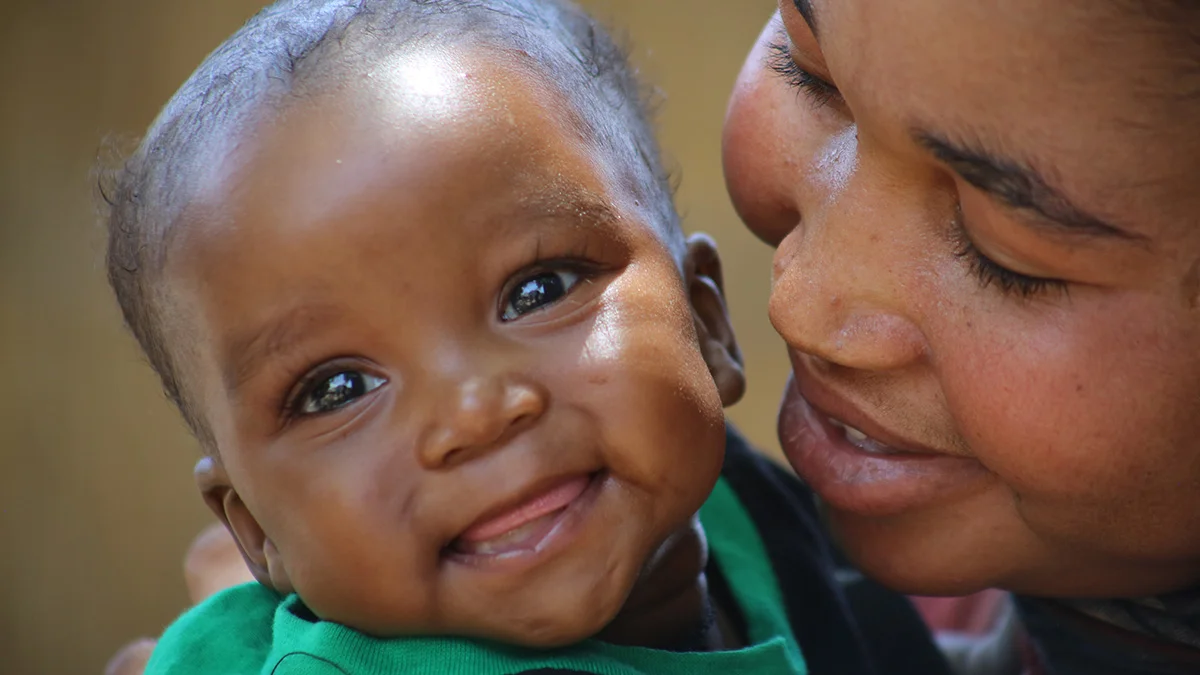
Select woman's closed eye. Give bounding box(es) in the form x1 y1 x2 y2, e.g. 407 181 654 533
500 268 583 321
950 208 1069 299
766 36 841 109
290 369 387 416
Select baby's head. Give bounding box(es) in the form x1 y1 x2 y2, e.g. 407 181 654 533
104 0 744 647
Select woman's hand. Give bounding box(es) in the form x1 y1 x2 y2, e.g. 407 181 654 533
103 523 252 674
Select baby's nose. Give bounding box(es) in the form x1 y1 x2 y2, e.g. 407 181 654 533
416 374 548 470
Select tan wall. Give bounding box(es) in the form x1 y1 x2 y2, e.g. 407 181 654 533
0 1 782 672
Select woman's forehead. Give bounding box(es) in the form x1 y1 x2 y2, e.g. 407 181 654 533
787 0 1200 241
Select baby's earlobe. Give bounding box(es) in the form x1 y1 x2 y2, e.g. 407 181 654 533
684 233 747 406
194 457 293 594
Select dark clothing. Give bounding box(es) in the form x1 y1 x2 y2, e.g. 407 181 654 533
1016 594 1200 675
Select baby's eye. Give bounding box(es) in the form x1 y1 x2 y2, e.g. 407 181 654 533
501 269 581 321
297 371 386 415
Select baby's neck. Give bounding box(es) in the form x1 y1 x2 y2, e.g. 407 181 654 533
596 520 741 652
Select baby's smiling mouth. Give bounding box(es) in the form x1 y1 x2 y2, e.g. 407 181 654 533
449 473 597 558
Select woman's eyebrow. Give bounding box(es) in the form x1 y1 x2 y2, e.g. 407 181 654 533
914 130 1149 243
792 0 820 37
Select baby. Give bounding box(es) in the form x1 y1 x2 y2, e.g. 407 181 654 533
103 1 908 673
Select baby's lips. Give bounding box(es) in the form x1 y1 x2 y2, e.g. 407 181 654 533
457 474 591 544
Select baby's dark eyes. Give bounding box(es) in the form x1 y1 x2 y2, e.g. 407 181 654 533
500 269 582 322
280 266 590 420
293 370 386 416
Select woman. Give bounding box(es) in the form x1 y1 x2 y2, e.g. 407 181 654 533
723 1 1200 673
111 1 1200 673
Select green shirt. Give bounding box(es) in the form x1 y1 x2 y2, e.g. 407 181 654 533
146 477 807 675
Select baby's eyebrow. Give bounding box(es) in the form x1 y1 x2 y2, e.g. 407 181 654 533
219 192 622 396
221 303 344 395
511 189 623 232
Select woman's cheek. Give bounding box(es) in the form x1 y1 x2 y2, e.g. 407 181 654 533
725 88 795 244
936 300 1173 509
724 29 833 246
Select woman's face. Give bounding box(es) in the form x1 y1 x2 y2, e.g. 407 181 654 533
724 0 1200 597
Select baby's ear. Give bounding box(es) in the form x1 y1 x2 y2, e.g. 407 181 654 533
685 233 746 407
194 456 294 596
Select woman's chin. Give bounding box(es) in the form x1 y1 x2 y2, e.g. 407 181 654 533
822 503 1020 598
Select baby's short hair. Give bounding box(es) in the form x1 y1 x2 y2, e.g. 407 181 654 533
102 0 680 448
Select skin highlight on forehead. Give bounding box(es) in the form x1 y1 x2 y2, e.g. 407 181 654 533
275 42 674 249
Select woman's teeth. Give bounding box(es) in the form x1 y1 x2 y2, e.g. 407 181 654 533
843 424 869 444
828 417 899 455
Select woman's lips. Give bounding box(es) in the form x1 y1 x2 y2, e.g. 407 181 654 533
779 373 991 518
451 474 595 557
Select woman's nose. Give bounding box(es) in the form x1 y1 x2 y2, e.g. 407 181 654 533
768 209 928 374
416 373 548 470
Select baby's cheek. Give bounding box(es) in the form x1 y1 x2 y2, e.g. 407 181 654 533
576 281 724 490
254 439 436 628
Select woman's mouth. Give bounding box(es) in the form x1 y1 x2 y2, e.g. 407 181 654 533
778 373 991 517
448 472 601 561
826 417 903 456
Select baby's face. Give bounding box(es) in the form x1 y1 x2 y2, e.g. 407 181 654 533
166 46 727 644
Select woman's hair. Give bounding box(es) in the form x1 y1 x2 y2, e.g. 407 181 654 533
100 0 678 447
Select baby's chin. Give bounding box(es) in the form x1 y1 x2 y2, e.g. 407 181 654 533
448 570 637 647
294 549 642 646
310 587 629 648
477 601 628 649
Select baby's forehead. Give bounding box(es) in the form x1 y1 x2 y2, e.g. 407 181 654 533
175 44 664 258
344 46 568 129
163 49 678 403
173 44 664 265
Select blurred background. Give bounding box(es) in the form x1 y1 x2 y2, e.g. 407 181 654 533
0 1 783 672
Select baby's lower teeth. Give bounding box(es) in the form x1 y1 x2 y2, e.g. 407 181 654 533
472 521 540 555
459 510 561 556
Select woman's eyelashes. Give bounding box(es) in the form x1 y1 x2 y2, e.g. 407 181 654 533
950 221 1068 299
763 30 1066 300
500 267 584 321
289 368 387 417
766 38 841 109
